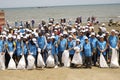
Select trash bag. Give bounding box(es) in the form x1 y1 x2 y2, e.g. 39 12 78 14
46 54 55 67
17 55 26 70
72 52 82 65
62 50 70 67
37 52 45 67
110 48 119 68
0 54 5 70
27 54 35 69
100 53 108 68
8 52 16 70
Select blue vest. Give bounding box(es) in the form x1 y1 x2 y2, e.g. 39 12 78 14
0 40 4 53
16 41 22 56
108 35 118 48
58 39 67 52
38 36 45 49
68 40 76 55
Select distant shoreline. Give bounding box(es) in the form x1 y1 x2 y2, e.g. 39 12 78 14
0 3 120 9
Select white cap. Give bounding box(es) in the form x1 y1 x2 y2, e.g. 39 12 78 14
17 36 21 40
23 36 27 39
8 34 12 38
96 34 100 37
32 38 37 42
59 33 63 36
69 35 73 38
111 29 115 32
91 32 95 35
63 31 68 35
106 31 109 34
76 39 80 42
13 35 16 39
51 36 55 39
71 28 76 33
54 30 57 32
100 35 104 38
102 23 105 26
102 34 106 37
85 36 88 40
47 37 51 39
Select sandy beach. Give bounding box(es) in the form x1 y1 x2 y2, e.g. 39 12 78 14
0 67 120 80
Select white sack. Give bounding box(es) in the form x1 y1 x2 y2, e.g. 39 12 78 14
46 54 55 67
0 54 5 70
100 53 108 68
27 54 35 69
72 52 82 65
37 52 45 67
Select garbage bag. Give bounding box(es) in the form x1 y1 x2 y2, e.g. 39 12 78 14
72 52 82 65
8 52 16 70
62 50 70 67
0 53 5 70
17 55 26 70
27 54 35 69
37 52 45 67
46 54 55 67
100 53 108 68
110 48 119 68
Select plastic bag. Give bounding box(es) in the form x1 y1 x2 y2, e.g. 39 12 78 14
17 55 26 70
46 54 55 67
110 48 119 68
72 52 82 65
100 53 108 68
8 52 16 70
37 53 45 67
0 54 5 70
62 50 70 67
27 54 35 69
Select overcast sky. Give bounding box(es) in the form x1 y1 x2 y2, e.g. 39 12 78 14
0 0 120 8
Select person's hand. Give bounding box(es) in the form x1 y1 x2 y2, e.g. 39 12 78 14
1 52 5 55
42 49 44 53
116 46 118 50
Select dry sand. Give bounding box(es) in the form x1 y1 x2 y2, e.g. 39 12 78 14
0 67 120 80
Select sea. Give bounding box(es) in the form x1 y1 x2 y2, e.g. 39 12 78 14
0 3 120 26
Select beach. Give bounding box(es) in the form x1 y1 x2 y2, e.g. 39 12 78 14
0 67 120 80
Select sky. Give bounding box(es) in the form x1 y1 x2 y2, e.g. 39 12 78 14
0 0 120 8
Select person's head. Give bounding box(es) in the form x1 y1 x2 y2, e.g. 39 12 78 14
106 31 109 36
60 34 64 40
51 36 55 42
47 37 51 43
91 32 95 38
76 39 80 45
38 32 42 37
69 35 73 41
23 36 27 42
8 34 13 41
111 29 115 36
17 36 21 42
85 37 89 43
54 30 58 35
100 36 104 42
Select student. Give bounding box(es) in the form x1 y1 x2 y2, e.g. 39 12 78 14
83 37 92 68
97 36 107 61
51 36 59 68
37 32 47 62
76 39 83 53
68 35 76 61
28 38 37 66
16 36 22 64
89 32 98 66
0 35 5 56
58 33 67 66
5 34 16 68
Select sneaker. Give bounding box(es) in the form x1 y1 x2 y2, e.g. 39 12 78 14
54 65 58 68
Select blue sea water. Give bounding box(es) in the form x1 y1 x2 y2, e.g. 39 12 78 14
0 3 120 26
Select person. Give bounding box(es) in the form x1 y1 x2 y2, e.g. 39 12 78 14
0 35 5 61
31 20 35 27
5 34 16 68
75 39 83 54
51 36 59 68
83 37 92 68
15 36 22 65
37 32 47 62
97 35 107 63
58 33 67 66
28 38 37 66
68 35 76 67
89 32 98 66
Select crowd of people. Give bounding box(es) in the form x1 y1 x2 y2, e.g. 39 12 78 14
0 18 120 70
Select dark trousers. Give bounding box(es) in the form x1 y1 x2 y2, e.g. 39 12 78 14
70 54 74 67
41 50 48 64
85 56 92 68
58 51 64 66
92 53 97 66
5 52 16 68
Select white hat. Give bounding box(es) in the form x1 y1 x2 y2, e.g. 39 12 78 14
69 35 73 38
102 23 105 26
32 38 37 42
0 35 2 37
100 35 104 38
76 39 80 42
72 29 76 33
2 35 6 38
91 32 95 35
106 31 109 34
85 36 88 40
54 30 57 32
23 36 27 39
47 37 51 39
102 34 106 37
8 34 12 38
51 36 55 39
13 35 16 39
96 34 100 37
111 29 115 32
63 31 68 35
17 36 21 40
60 33 63 36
